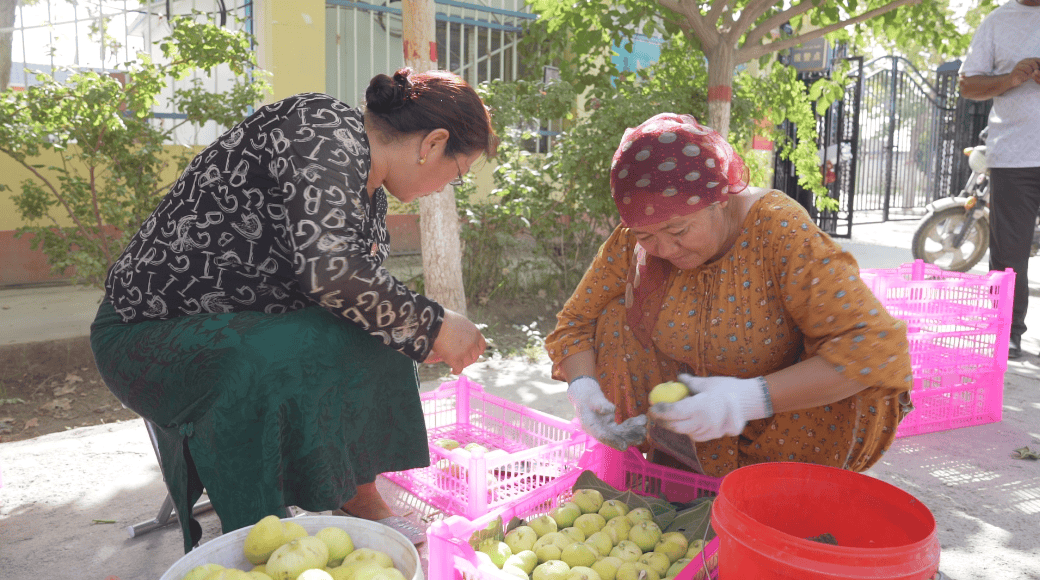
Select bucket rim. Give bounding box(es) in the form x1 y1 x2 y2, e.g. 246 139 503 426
712 462 939 555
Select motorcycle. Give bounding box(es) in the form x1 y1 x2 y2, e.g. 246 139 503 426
911 127 1040 272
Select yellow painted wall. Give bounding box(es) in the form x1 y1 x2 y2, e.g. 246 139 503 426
1 0 329 283
1 0 326 231
0 146 196 232
254 0 326 102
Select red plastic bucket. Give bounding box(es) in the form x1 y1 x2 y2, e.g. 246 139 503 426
710 462 940 579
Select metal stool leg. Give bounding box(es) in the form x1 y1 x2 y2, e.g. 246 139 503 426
128 492 213 538
127 419 213 538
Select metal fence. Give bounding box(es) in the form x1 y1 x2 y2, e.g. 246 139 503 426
326 0 533 100
5 0 255 146
7 1 551 150
932 60 992 202
325 0 557 151
853 56 948 221
774 55 993 237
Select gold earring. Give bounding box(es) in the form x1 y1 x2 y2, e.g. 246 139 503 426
418 157 426 165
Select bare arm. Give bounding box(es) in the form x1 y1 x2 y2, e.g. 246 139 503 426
763 356 868 413
960 57 1040 101
559 350 597 384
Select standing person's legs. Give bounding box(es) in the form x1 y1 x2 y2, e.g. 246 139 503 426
989 166 1040 358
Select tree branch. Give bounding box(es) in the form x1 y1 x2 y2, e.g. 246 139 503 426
706 0 729 26
657 0 692 33
660 0 719 52
743 0 816 51
6 155 85 244
88 125 113 262
727 0 780 45
738 0 922 64
720 4 734 30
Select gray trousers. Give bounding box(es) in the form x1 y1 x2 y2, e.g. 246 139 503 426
988 166 1040 339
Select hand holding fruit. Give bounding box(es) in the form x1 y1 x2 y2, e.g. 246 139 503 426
647 374 773 442
647 382 690 405
567 376 647 451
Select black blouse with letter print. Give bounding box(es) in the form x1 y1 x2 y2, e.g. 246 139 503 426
103 93 444 362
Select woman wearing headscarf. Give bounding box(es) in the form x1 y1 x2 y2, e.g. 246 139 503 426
545 113 913 477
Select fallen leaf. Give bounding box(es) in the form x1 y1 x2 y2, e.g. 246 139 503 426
64 373 84 383
39 398 73 413
24 417 39 430
1011 446 1040 460
54 385 78 397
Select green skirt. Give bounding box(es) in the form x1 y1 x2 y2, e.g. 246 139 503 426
90 301 430 553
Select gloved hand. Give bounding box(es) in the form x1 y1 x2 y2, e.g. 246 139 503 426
648 373 773 442
567 376 647 451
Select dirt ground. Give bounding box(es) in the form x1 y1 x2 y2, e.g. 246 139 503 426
0 297 557 444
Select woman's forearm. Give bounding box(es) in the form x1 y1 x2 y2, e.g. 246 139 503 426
763 356 869 413
559 350 597 384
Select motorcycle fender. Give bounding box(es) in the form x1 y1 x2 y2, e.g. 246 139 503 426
923 196 986 216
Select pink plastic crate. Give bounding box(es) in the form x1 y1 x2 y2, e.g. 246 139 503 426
383 376 591 519
860 260 1014 437
427 443 722 580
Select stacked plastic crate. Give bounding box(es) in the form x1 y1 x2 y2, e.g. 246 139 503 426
860 260 1015 437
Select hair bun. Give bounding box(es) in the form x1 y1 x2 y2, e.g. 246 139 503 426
365 68 414 114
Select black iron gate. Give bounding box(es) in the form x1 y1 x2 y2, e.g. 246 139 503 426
774 55 991 237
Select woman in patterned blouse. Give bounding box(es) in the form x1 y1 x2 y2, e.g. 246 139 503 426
91 69 495 549
544 113 913 478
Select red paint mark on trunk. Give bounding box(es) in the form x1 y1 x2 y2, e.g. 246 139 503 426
707 85 733 102
429 41 438 63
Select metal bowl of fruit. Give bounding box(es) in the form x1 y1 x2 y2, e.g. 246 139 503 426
159 515 423 580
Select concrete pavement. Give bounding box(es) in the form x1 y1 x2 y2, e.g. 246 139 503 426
1 221 1039 580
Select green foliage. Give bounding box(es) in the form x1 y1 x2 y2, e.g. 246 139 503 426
518 0 984 212
0 13 270 287
849 0 998 69
524 0 681 101
459 79 579 300
748 65 842 211
456 189 530 306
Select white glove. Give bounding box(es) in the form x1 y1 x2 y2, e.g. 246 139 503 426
567 376 647 451
648 373 773 442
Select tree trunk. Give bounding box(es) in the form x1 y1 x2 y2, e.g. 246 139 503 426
401 0 468 316
705 42 737 139
0 0 17 93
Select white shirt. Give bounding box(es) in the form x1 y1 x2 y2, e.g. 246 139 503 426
959 0 1040 168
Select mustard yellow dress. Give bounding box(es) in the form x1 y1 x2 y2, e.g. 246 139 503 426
545 191 913 477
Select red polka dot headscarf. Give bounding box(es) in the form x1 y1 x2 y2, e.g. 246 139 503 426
610 113 749 227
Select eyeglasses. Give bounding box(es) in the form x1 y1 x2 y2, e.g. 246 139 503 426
449 156 465 187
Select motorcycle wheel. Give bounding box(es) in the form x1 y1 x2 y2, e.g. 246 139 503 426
911 205 989 272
